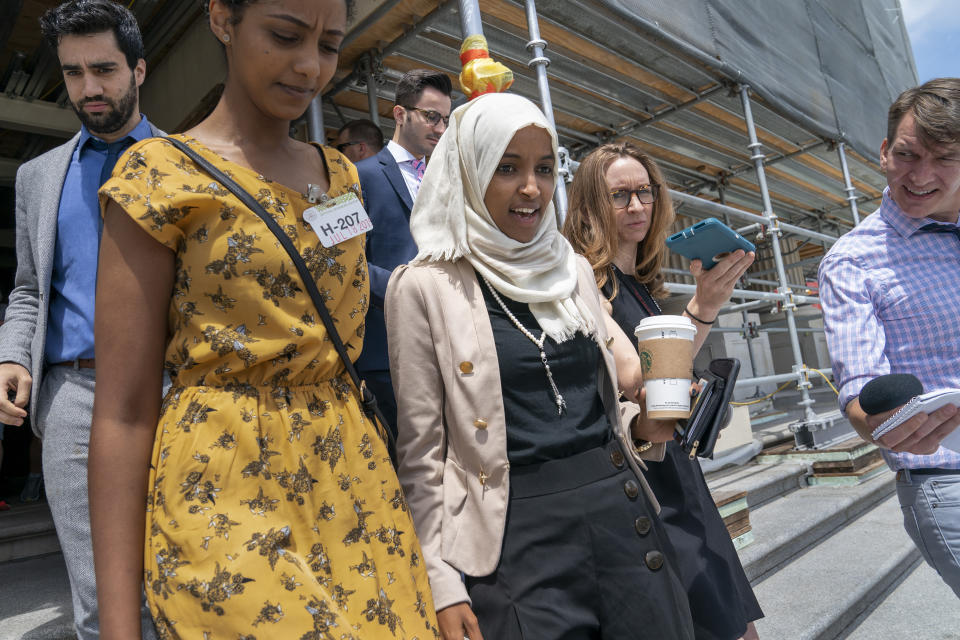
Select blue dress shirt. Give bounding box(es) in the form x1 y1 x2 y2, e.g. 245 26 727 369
818 187 960 471
44 115 154 364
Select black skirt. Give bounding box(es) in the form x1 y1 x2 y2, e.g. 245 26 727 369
604 267 763 639
466 439 695 640
646 442 764 640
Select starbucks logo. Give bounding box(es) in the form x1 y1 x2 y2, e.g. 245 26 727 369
640 349 653 373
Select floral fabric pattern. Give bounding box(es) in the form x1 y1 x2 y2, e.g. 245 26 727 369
101 135 439 639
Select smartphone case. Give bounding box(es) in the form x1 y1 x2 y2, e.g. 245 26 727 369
675 358 741 459
665 218 756 270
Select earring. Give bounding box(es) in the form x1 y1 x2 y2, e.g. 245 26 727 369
222 33 231 43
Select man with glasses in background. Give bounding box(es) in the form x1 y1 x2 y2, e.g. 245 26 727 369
355 69 453 445
335 118 384 163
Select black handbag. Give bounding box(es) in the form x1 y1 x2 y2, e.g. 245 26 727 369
164 137 396 456
675 358 741 459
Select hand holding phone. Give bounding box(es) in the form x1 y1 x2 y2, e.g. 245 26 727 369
665 218 756 270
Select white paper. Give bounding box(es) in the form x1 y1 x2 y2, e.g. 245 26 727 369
303 193 372 248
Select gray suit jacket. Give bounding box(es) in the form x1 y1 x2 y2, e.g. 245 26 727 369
0 124 164 428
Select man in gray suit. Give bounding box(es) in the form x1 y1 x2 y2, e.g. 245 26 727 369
0 2 160 637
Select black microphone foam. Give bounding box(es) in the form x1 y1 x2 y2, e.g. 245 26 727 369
859 373 924 415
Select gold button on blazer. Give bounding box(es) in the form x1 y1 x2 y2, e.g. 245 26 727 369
385 256 664 612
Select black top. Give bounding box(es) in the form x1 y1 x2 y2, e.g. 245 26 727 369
602 264 662 338
480 279 610 465
604 263 764 638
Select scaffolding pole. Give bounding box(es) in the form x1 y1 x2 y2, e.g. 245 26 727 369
523 0 570 223
361 51 381 127
739 84 816 421
666 282 819 305
670 189 838 245
458 0 483 35
739 369 832 388
837 142 861 225
367 78 380 126
306 97 325 144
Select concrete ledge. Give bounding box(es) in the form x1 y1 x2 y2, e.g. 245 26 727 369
0 95 78 138
739 472 894 582
753 495 920 640
0 554 74 640
0 503 61 564
844 561 960 638
707 460 809 509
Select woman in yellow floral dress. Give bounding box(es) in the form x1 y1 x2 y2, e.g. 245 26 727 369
88 1 438 639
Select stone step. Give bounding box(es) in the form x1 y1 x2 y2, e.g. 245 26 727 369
842 560 960 639
738 472 894 583
0 553 75 640
0 502 60 564
706 460 809 509
753 494 920 640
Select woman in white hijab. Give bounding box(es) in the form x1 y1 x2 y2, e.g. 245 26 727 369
386 93 695 640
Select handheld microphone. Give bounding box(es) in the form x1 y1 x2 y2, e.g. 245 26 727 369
859 373 923 415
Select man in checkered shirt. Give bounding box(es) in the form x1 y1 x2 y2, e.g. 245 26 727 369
819 78 960 598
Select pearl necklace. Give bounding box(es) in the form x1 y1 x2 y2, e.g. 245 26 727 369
481 275 567 415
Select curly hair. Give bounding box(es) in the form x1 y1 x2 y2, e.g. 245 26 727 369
563 142 675 300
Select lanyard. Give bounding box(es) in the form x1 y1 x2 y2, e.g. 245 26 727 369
614 265 662 317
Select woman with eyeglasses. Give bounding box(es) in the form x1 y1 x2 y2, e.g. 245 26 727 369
563 142 762 640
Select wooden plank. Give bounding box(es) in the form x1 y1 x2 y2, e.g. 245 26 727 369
722 510 751 530
728 521 753 540
761 441 797 456
339 0 442 67
481 0 692 105
811 458 886 478
807 461 888 486
717 499 749 520
812 449 882 474
712 489 748 508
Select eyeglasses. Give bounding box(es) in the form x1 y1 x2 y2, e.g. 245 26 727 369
336 141 362 152
406 107 450 127
609 185 659 208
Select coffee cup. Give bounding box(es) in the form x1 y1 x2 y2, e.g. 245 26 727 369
634 315 697 419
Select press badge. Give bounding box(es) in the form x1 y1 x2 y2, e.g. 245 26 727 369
302 192 372 248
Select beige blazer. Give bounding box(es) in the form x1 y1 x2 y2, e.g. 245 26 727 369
385 256 665 611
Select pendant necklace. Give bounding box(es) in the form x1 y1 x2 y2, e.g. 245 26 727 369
481 275 567 415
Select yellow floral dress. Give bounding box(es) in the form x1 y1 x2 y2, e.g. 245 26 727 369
101 135 439 640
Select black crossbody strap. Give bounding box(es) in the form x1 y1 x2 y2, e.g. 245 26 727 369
164 137 394 453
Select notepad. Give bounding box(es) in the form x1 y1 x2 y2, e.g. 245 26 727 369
870 389 960 453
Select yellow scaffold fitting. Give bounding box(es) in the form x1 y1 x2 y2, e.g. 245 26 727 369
459 34 514 100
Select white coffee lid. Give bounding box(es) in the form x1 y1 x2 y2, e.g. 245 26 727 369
634 314 696 337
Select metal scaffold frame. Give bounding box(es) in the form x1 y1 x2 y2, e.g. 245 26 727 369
492 0 858 446
317 0 898 449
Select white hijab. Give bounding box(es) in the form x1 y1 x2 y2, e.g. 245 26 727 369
408 92 595 342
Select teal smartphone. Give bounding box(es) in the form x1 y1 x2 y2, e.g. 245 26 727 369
665 218 755 270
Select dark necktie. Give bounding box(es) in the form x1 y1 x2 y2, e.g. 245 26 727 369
88 137 133 187
88 137 133 233
919 222 960 241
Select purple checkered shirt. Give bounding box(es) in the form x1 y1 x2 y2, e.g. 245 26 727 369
818 187 960 471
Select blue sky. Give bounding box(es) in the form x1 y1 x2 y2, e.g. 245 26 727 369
901 0 960 82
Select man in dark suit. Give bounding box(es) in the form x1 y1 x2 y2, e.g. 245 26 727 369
335 119 384 163
0 2 160 637
355 69 453 437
